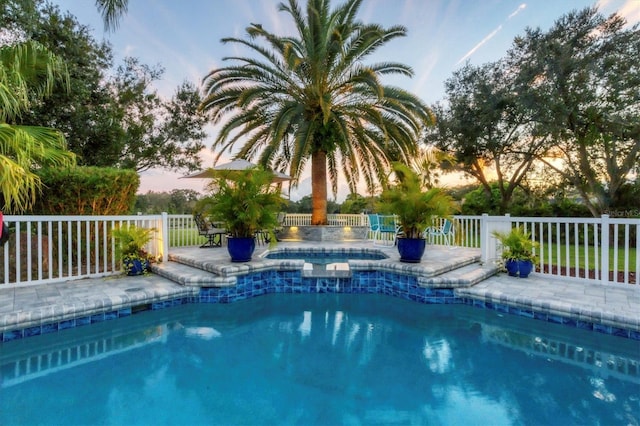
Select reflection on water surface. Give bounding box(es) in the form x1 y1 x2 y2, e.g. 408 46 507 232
1 294 638 425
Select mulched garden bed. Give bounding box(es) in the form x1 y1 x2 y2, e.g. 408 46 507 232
540 265 637 284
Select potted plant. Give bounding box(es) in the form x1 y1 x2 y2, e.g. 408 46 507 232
197 167 286 262
378 163 458 263
492 226 539 278
112 224 155 275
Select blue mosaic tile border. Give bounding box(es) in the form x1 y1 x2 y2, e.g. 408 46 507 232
191 270 461 305
2 270 637 342
462 298 640 340
1 298 189 343
264 247 386 262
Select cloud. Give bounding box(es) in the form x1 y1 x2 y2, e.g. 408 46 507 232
414 51 439 96
455 3 527 65
508 3 527 20
123 44 136 56
596 0 640 24
455 25 503 66
601 0 640 25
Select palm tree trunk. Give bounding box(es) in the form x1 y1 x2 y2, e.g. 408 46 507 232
311 150 328 225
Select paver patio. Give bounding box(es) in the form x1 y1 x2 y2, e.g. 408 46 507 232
1 242 638 340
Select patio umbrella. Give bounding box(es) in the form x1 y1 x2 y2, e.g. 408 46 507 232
181 159 292 183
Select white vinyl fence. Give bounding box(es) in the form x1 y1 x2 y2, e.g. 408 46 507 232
1 213 637 287
282 213 369 227
1 214 166 287
482 214 639 285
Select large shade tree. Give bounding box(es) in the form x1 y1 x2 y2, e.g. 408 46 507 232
0 0 129 213
4 2 207 173
0 41 76 213
199 0 432 224
433 7 638 217
514 7 640 216
433 61 549 214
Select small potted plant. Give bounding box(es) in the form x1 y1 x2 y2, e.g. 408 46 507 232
112 224 155 275
378 163 458 262
492 226 539 278
197 166 286 262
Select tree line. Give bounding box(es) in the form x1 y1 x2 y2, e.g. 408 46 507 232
431 7 639 216
135 186 597 219
2 0 638 218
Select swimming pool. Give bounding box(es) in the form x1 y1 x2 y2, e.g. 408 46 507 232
264 248 389 275
1 294 637 425
264 248 387 264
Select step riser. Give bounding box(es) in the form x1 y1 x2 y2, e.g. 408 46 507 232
150 264 235 287
160 254 496 289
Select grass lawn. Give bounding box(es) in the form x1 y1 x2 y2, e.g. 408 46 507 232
541 243 637 272
169 228 203 246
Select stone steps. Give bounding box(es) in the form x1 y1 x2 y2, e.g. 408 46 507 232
150 262 236 287
157 250 497 289
419 263 500 288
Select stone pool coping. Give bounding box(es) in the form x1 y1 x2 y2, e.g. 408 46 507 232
168 244 483 281
458 273 640 336
1 243 638 341
0 275 198 337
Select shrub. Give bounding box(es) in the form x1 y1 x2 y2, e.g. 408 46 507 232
32 167 139 215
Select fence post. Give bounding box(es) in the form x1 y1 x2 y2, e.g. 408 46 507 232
481 214 513 265
600 214 609 285
161 212 169 263
480 214 489 264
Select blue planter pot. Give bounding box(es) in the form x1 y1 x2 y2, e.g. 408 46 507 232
517 260 534 278
505 259 534 278
397 238 426 263
227 237 256 262
125 258 149 276
505 259 519 277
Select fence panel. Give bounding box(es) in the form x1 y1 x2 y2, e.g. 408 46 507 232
452 216 482 248
2 213 636 287
1 215 162 287
487 215 638 285
167 214 202 247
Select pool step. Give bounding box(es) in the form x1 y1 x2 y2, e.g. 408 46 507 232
161 248 496 288
419 263 499 288
151 262 236 287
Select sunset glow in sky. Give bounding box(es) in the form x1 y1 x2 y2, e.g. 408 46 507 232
52 0 639 200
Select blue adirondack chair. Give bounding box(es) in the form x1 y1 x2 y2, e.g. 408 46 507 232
367 214 380 242
375 215 401 246
424 219 454 246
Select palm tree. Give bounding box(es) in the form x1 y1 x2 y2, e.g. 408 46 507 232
95 0 129 32
200 0 433 225
411 146 452 189
0 41 76 213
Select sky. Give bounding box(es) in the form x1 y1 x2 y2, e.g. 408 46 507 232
52 0 640 201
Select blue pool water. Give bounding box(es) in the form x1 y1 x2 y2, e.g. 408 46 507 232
1 294 638 425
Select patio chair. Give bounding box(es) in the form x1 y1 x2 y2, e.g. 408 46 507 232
424 218 454 246
193 213 226 248
374 215 401 246
255 229 271 245
277 212 287 227
275 212 287 241
367 214 381 242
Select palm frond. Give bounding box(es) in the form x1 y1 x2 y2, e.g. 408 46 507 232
95 0 129 32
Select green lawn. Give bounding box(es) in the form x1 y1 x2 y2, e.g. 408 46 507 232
169 228 202 246
540 243 637 272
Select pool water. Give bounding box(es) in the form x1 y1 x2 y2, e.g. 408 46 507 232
1 294 638 425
